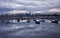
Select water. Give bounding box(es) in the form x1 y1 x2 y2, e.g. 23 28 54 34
0 19 60 38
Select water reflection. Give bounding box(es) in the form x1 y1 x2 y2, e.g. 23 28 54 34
0 19 60 38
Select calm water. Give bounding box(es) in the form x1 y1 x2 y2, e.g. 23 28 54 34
0 19 60 38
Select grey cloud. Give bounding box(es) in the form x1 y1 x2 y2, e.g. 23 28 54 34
0 0 60 14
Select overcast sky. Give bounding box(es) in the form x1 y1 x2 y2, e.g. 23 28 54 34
0 0 60 14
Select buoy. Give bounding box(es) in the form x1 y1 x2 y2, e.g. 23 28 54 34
35 20 40 24
27 20 30 23
51 20 58 24
17 19 20 22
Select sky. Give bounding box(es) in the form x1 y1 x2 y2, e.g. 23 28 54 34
0 0 60 14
